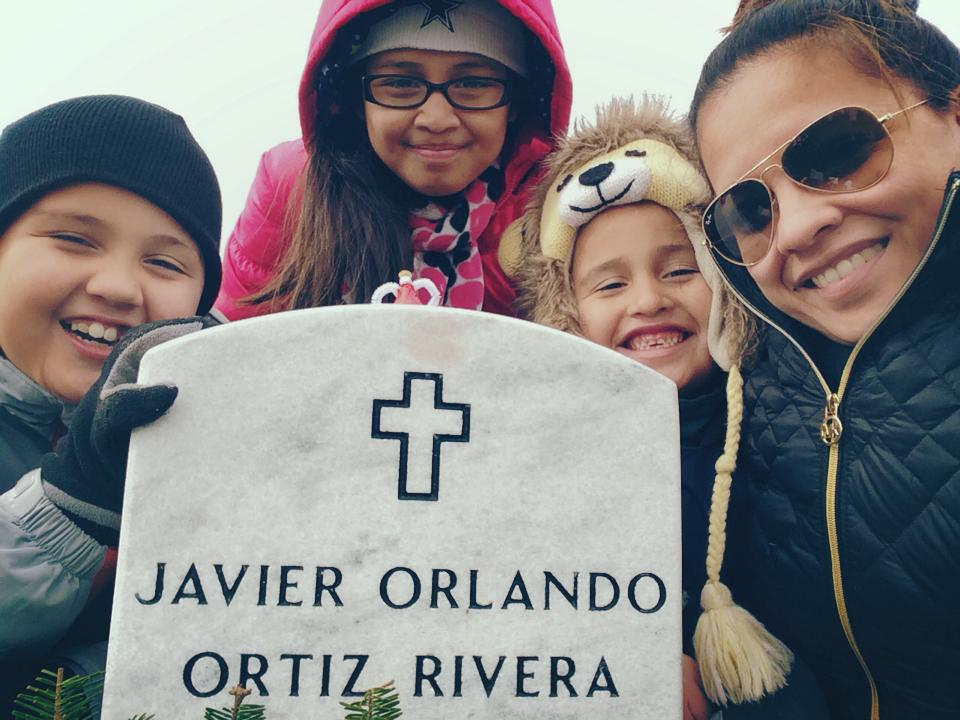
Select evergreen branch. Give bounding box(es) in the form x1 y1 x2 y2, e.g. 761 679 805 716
340 681 403 720
202 707 266 720
12 669 404 720
12 668 104 720
203 684 265 720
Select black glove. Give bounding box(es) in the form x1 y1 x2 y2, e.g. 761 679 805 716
41 316 217 545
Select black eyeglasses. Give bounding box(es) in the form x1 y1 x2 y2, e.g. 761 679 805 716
362 74 511 111
702 99 931 266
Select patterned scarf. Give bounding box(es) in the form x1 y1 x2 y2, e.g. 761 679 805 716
407 165 504 310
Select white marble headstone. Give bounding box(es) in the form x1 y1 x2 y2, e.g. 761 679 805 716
102 306 682 719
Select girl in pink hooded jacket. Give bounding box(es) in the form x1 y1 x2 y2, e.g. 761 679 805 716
216 0 572 319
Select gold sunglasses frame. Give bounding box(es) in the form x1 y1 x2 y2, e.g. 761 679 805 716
702 98 931 267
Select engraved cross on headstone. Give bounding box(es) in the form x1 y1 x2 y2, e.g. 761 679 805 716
371 372 470 501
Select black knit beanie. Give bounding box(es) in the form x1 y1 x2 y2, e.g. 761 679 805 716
0 95 222 314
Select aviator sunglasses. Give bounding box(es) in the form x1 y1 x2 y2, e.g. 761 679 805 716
702 98 931 266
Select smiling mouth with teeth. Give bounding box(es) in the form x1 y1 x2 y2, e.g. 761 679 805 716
806 240 886 289
621 330 690 351
62 320 122 345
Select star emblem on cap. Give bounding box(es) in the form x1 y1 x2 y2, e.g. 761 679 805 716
418 0 464 31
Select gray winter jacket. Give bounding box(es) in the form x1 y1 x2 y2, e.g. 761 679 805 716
0 357 64 493
0 470 106 658
0 358 108 711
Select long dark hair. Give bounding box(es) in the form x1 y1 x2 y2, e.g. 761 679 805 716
247 104 413 309
690 0 960 133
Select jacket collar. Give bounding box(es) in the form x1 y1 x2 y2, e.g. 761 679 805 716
0 356 70 438
678 369 727 448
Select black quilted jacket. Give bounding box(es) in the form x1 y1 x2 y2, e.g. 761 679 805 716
712 171 960 720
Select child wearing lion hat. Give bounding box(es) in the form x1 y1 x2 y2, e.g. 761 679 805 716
502 96 828 719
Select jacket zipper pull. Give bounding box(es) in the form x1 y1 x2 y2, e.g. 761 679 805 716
820 393 843 445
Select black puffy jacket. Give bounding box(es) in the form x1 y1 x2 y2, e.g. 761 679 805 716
710 172 960 720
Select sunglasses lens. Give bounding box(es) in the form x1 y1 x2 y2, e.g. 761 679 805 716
706 179 773 265
782 106 893 191
705 106 900 267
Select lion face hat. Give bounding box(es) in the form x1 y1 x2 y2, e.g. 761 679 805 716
502 95 790 706
502 95 754 371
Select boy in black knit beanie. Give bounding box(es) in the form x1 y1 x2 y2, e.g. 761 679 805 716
0 94 222 488
0 94 222 714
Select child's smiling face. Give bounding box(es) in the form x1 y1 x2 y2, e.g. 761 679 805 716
572 202 715 394
0 183 205 404
363 49 511 197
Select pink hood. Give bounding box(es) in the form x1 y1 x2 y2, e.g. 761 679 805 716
215 0 571 320
298 0 571 141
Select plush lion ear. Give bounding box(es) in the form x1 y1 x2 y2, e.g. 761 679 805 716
498 217 526 278
539 181 578 263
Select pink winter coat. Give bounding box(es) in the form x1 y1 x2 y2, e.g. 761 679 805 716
215 0 572 320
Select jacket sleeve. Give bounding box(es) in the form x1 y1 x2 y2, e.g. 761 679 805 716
0 470 105 658
214 140 308 321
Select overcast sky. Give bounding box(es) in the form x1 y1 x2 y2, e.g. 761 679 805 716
4 1 957 239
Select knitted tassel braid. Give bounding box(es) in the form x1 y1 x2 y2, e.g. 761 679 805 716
693 364 793 705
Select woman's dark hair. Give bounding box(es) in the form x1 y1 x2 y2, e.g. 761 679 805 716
690 0 960 133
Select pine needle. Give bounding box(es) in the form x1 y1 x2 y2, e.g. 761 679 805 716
12 668 103 720
340 680 403 720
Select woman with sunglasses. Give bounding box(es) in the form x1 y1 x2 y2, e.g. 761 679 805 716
214 0 570 318
685 0 960 718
